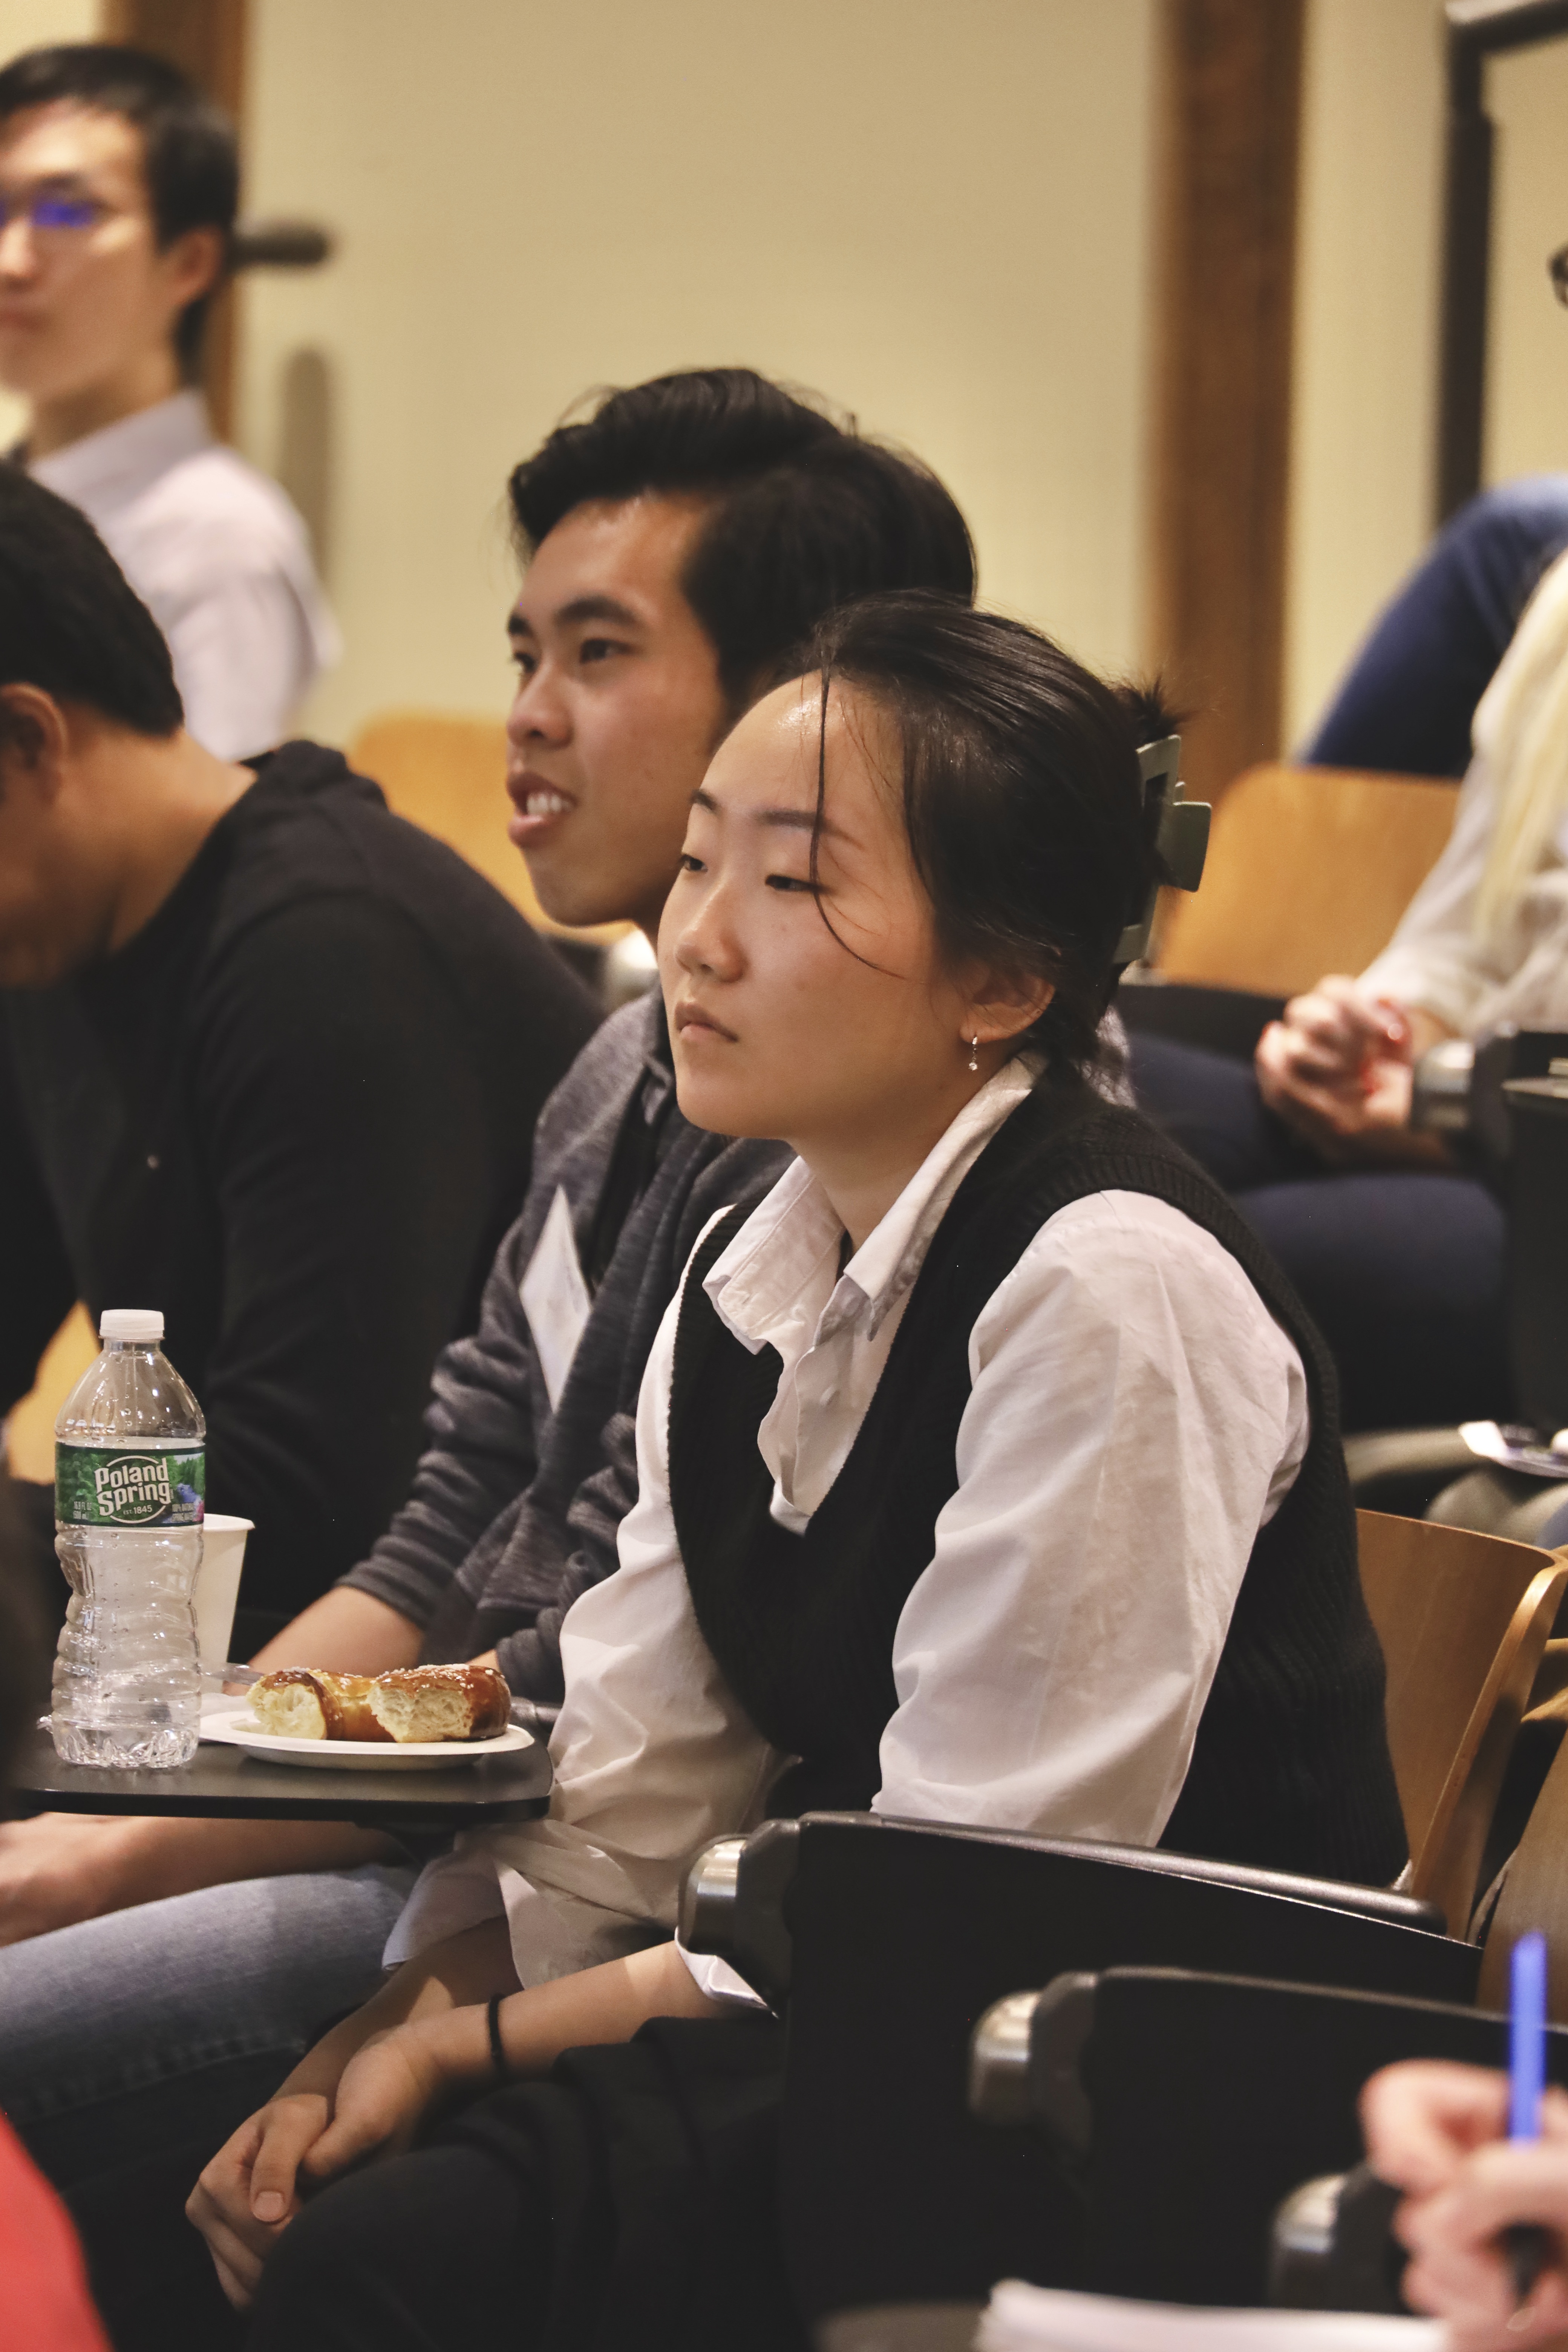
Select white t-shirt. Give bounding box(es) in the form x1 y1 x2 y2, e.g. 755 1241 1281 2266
387 1063 1309 2000
31 389 338 761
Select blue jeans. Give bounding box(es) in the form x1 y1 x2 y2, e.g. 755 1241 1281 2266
1302 475 1568 778
0 1861 413 2190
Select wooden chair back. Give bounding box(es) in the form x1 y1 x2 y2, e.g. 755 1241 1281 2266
1480 1677 1568 2015
1358 1510 1566 1935
347 710 629 946
5 1303 98 1485
1157 764 1459 999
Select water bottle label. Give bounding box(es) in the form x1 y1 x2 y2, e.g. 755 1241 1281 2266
55 1445 206 1527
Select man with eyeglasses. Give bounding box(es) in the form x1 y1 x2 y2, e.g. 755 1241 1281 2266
0 42 335 760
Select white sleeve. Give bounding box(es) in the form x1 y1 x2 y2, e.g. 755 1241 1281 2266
166 564 323 761
400 1260 783 1988
1358 542 1568 1035
875 1192 1309 1848
1355 753 1508 1033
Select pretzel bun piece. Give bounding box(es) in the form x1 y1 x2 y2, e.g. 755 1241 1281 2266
251 1670 392 1742
251 1669 329 1740
317 1674 389 1742
369 1664 511 1744
250 1664 508 1744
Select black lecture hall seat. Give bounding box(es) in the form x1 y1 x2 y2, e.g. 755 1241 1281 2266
967 1963 1542 2308
680 1811 1476 2323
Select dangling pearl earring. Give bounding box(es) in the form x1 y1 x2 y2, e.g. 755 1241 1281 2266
967 1035 980 1072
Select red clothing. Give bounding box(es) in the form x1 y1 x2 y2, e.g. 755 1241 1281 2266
0 2111 110 2352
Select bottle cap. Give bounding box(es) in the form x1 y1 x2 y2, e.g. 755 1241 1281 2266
99 1308 164 1344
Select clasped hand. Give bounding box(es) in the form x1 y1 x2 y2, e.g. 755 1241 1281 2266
1254 976 1433 1163
186 2021 447 2309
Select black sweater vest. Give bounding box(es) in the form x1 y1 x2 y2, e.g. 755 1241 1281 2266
666 1084 1406 1886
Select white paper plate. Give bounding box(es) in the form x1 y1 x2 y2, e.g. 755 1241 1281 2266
977 2282 1444 2350
201 1704 533 1772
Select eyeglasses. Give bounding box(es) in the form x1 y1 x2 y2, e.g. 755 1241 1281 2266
0 189 108 245
1550 244 1568 307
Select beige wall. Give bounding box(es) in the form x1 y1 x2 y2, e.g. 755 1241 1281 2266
5 0 1566 775
0 0 94 73
1285 0 1445 748
237 0 1158 747
1286 7 1568 753
237 0 1564 764
1485 37 1568 488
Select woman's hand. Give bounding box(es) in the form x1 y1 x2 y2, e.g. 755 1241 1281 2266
299 2021 453 2187
1255 977 1449 1165
182 1926 716 2310
183 1916 519 2308
185 2023 464 2309
1361 2060 1568 2349
185 2091 332 2310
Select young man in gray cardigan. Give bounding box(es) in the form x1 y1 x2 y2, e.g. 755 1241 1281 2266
0 366 975 2189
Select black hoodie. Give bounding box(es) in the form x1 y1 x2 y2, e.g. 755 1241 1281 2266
0 741 599 1628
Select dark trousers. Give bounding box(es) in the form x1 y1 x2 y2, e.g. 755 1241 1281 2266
68 2130 248 2352
1129 1033 1510 1433
70 2014 798 2352
251 2143 549 2352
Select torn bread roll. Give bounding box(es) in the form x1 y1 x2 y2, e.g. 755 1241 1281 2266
368 1664 511 1744
250 1662 512 1744
250 1670 390 1742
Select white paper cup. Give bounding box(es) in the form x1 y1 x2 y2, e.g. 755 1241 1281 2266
193 1514 254 1666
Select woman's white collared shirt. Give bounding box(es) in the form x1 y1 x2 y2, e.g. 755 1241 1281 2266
387 1062 1309 1992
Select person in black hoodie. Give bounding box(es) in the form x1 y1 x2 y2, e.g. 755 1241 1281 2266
0 465 600 1642
178 598 1403 2352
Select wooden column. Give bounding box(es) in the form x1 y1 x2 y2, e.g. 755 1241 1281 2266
98 0 248 437
1435 18 1494 522
1147 0 1305 802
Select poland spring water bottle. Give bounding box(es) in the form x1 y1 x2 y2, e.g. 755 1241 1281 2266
51 1308 205 1769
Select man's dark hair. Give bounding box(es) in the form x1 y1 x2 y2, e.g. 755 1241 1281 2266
508 369 976 705
0 466 182 736
791 593 1172 1085
0 43 238 379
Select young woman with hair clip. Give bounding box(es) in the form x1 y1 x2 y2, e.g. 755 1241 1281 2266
169 595 1403 2351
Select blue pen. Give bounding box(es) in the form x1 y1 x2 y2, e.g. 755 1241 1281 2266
1505 1931 1550 2316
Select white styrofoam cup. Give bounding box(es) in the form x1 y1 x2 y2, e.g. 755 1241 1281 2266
193 1514 254 1666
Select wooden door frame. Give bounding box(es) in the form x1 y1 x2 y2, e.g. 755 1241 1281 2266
1146 0 1305 803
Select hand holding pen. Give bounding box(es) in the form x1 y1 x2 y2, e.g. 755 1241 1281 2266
1504 1932 1551 2329
1361 1940 1568 2349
